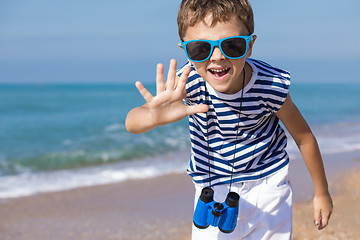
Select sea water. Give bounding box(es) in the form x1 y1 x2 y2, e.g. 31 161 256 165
1 82 360 198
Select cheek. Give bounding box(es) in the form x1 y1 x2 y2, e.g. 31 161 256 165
231 59 246 71
192 62 209 74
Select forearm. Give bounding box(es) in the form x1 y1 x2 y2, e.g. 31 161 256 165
125 106 158 134
276 95 329 196
296 133 329 196
278 94 332 228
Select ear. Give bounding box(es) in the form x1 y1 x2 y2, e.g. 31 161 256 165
246 35 257 57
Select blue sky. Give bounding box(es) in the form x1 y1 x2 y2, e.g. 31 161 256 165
0 0 359 83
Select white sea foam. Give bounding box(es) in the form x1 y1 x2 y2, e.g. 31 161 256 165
104 123 123 132
61 139 73 145
0 150 190 199
287 134 360 158
285 121 360 158
1 122 360 200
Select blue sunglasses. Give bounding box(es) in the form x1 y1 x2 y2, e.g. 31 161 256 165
181 34 254 62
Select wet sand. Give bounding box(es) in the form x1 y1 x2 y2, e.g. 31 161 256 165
0 156 360 240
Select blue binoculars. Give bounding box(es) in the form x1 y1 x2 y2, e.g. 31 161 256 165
193 187 240 233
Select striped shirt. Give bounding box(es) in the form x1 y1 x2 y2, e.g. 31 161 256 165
177 58 291 187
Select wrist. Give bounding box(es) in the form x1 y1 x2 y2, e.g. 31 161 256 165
314 189 330 198
313 176 330 197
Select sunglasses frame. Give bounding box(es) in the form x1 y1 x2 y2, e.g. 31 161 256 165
181 34 254 62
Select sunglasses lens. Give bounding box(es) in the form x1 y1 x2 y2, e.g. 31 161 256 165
221 38 247 58
186 41 211 61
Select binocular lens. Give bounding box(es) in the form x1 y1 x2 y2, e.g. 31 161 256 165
225 192 240 207
212 203 224 217
200 187 214 203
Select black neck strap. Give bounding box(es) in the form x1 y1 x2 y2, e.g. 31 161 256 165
204 67 246 190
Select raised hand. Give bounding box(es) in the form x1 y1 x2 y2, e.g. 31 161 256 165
126 59 208 134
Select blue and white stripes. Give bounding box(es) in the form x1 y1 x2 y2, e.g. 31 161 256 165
178 58 291 187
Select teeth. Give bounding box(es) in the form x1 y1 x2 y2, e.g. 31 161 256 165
210 68 229 73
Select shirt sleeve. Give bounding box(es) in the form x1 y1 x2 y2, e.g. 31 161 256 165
268 71 291 113
249 59 291 113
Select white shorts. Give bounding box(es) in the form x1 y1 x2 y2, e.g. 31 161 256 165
192 166 292 240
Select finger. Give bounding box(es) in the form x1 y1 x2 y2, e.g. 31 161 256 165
135 81 153 103
166 59 177 90
186 104 209 116
174 66 190 97
318 210 331 230
313 209 321 228
156 63 165 94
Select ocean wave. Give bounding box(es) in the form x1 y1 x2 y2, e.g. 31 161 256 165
0 148 156 176
2 122 360 199
286 120 360 157
0 150 190 199
0 122 190 176
104 123 123 132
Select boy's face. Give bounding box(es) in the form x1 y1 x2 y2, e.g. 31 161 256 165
179 15 256 94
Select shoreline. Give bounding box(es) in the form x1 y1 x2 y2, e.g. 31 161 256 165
1 156 359 239
2 118 360 200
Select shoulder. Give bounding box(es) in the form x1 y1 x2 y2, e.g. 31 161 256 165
177 61 202 83
248 58 290 80
177 61 204 88
247 58 291 112
177 62 196 77
249 58 290 83
248 58 290 92
177 61 205 104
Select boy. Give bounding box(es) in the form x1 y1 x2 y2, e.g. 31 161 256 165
126 0 333 239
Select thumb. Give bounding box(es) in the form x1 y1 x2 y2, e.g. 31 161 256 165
186 104 209 116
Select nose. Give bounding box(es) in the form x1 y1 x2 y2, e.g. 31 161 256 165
209 46 226 61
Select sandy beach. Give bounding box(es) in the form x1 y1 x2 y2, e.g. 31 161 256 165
1 155 360 240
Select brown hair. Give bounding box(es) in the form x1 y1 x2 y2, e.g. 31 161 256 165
177 0 254 40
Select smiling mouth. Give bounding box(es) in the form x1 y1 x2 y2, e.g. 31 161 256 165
208 68 231 78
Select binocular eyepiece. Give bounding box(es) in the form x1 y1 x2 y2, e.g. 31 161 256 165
193 187 240 233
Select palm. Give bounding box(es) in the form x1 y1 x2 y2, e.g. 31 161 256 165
136 59 208 126
146 90 188 125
